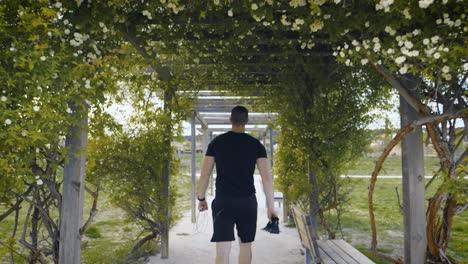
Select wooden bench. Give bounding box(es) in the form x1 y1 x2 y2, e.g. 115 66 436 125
291 206 375 264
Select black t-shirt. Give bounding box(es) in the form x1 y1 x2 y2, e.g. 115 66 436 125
206 131 267 197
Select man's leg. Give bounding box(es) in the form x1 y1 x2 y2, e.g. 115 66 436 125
216 241 232 264
238 241 252 264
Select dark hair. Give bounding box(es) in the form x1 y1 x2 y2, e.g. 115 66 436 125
230 106 248 126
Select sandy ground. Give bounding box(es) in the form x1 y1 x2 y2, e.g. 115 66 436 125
147 176 304 264
146 205 304 264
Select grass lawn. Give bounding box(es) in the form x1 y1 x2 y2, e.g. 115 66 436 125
346 155 441 176
339 178 467 263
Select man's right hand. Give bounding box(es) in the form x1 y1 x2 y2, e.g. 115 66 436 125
268 208 279 222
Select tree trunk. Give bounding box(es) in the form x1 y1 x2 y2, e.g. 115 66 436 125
59 104 88 264
308 157 320 240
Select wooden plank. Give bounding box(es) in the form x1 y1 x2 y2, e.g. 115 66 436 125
291 207 310 249
330 240 375 264
317 240 348 264
318 247 337 264
324 240 359 264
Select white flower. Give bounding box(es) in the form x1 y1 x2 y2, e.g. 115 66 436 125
403 8 411 19
280 15 291 26
418 0 433 9
384 26 396 36
361 58 369 65
395 56 406 64
463 63 468 71
55 2 62 8
64 19 69 25
333 51 338 56
33 105 40 112
21 131 27 136
355 46 361 52
431 35 440 43
387 48 394 54
404 41 413 49
442 65 450 73
372 37 380 43
410 50 419 57
442 0 448 3
423 38 430 45
142 10 153 20
309 20 324 32
373 42 381 52
442 73 452 80
433 52 441 59
436 19 442 24
1 96 6 102
345 59 351 66
334 0 341 3
228 9 233 17
412 29 421 36
399 64 408 74
64 29 70 35
365 21 370 27
5 119 12 125
37 179 44 185
251 3 258 10
66 108 73 114
289 0 307 8
375 0 394 11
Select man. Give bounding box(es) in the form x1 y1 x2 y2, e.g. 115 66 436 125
197 105 278 264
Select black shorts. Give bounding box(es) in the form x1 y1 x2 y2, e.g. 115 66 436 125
211 194 257 243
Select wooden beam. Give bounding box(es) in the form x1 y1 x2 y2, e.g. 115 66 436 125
59 105 87 264
400 94 427 263
190 111 197 224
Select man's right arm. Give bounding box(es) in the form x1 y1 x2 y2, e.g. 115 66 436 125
197 156 214 211
257 157 278 219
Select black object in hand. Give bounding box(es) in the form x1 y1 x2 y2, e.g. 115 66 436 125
262 216 280 234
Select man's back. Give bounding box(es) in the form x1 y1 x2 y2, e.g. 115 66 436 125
206 131 266 197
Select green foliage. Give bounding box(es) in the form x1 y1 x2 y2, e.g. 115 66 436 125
84 225 102 239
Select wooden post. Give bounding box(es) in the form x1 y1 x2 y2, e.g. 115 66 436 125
209 131 214 195
59 105 87 264
160 89 173 259
269 127 274 168
400 94 427 263
191 110 196 224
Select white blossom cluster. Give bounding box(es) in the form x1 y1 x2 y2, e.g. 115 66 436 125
375 0 394 12
291 18 305 31
310 20 324 32
289 0 307 8
332 24 458 80
418 0 434 9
